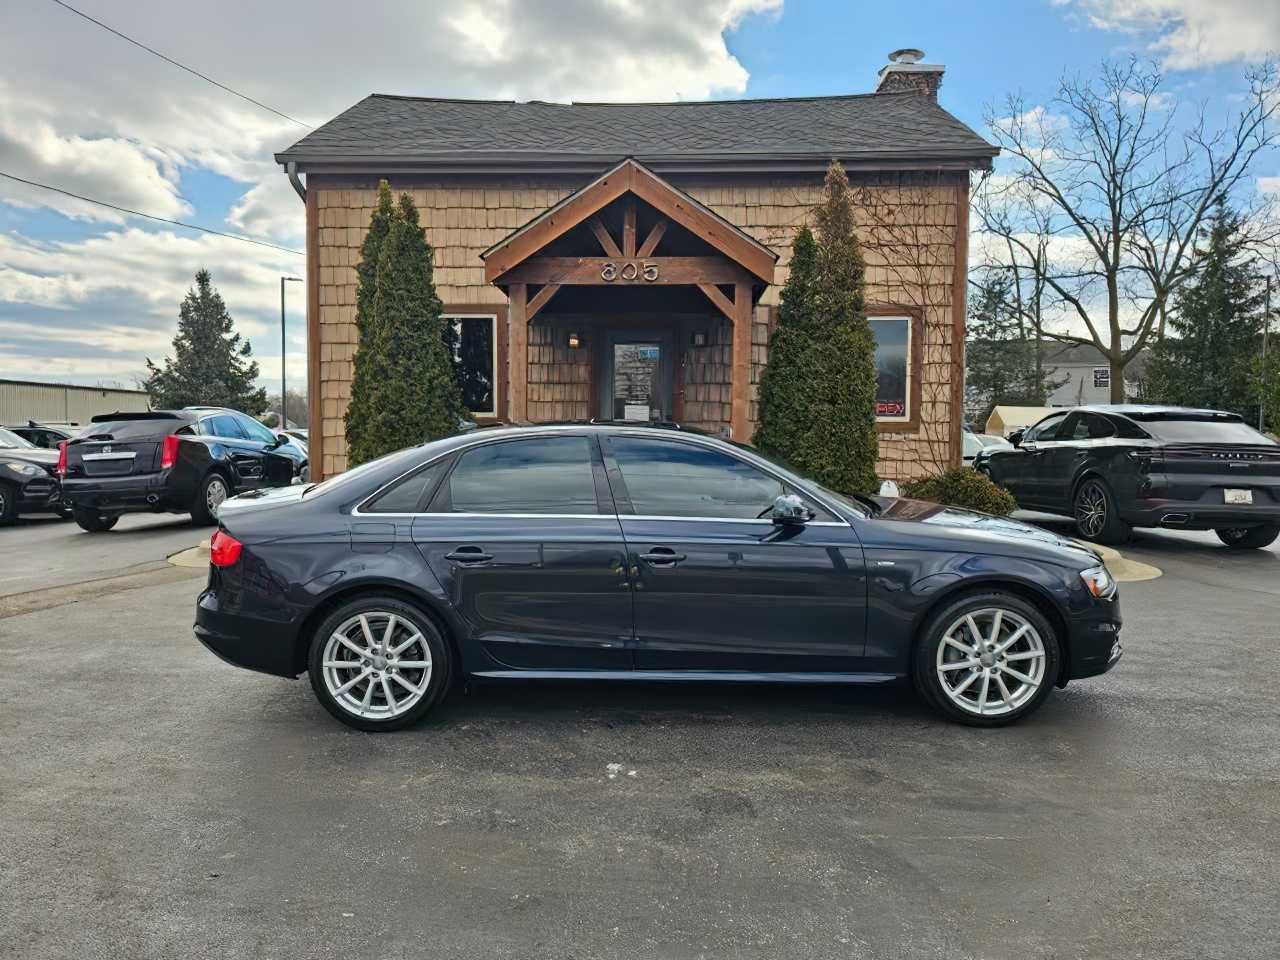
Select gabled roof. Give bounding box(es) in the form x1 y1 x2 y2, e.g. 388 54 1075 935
276 91 998 173
481 159 776 284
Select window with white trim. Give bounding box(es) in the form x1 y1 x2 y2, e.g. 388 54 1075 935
870 315 911 421
444 314 497 417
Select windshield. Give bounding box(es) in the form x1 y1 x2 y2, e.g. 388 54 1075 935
0 427 35 448
1138 417 1275 445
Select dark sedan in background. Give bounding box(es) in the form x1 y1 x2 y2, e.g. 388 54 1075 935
195 424 1122 731
60 407 305 531
0 426 67 524
977 405 1280 548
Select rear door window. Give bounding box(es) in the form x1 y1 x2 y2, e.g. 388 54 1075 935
363 461 448 513
444 437 599 514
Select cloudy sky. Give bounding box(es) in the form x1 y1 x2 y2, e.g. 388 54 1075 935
1 0 1277 389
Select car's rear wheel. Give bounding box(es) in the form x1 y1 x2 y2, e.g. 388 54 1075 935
1074 478 1130 545
0 482 16 525
1215 524 1280 550
73 508 118 532
191 472 229 525
913 591 1061 727
307 596 452 732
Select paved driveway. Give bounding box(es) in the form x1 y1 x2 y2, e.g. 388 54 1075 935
1 520 1277 959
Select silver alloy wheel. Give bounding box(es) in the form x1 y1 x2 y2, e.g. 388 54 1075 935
321 612 433 721
1076 482 1107 538
206 476 228 515
936 607 1046 717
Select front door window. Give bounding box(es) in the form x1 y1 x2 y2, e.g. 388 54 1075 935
612 342 662 421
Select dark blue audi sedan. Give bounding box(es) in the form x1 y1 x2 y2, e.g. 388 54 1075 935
194 424 1122 731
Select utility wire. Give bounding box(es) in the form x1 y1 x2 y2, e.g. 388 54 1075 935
0 171 304 256
47 0 311 128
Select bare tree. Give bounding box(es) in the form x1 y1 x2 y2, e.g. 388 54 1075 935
975 59 1280 401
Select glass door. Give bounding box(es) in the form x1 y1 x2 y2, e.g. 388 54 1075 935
603 332 672 422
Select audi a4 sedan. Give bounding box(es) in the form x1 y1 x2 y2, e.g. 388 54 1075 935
195 425 1123 731
977 405 1280 548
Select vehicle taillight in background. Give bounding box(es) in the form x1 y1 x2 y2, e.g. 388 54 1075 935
56 440 68 477
209 530 243 567
160 433 181 470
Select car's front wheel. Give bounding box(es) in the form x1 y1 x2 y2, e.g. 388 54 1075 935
307 596 453 732
73 508 118 532
1215 524 1280 550
913 591 1061 726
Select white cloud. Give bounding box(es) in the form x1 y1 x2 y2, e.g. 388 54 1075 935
1057 0 1280 69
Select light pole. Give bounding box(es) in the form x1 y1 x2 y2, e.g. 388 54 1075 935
1262 275 1272 434
280 276 303 429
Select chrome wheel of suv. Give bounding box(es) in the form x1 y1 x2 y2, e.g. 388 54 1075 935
935 607 1047 718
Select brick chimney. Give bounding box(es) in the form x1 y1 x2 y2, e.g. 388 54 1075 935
875 48 944 100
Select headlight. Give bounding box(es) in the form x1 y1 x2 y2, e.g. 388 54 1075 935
1079 565 1116 599
3 461 42 477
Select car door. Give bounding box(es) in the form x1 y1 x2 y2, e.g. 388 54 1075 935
201 414 265 490
1040 413 1116 511
412 433 633 671
234 414 295 486
1015 412 1070 509
601 434 868 673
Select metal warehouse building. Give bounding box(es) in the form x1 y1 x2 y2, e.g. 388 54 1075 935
0 378 151 426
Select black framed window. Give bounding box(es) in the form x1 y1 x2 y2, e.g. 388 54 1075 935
607 437 784 519
447 437 597 514
363 460 448 514
445 314 496 417
1026 412 1068 442
870 316 911 420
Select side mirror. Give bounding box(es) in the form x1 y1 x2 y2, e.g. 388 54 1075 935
1007 429 1024 447
770 493 810 525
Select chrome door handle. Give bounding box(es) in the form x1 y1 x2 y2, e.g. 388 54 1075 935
641 549 686 565
446 546 492 563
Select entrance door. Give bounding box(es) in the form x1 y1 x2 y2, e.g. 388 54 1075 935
600 330 674 422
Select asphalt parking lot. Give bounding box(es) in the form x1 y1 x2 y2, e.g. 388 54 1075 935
2 515 1278 959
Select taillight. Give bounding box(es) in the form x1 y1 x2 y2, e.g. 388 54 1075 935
160 433 181 470
56 440 68 477
209 530 243 567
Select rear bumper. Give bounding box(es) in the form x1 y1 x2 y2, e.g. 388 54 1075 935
194 586 302 678
61 473 185 513
1126 499 1280 531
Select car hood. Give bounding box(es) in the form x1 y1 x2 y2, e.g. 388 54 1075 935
1 447 59 470
872 497 1102 566
217 483 309 519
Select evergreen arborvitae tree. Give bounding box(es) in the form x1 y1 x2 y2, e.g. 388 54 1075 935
1144 201 1266 421
756 161 879 495
345 182 396 462
346 191 463 465
143 269 266 413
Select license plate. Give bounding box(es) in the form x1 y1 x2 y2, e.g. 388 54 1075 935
1224 488 1253 504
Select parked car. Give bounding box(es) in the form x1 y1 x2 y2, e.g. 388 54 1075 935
275 430 309 482
195 424 1123 731
60 407 306 532
962 429 1013 465
0 426 68 524
975 405 1280 548
6 421 78 449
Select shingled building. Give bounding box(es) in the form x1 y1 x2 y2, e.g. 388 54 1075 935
277 49 997 480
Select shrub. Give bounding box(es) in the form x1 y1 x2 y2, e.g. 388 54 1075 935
899 467 1017 516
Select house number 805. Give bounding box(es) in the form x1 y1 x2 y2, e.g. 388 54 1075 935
601 261 659 282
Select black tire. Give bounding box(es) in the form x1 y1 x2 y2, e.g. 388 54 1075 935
56 504 74 520
1073 477 1130 545
307 595 453 732
912 590 1062 727
1215 524 1280 550
191 472 231 525
73 508 118 532
0 482 17 526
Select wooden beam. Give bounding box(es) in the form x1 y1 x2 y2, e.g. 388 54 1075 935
697 283 736 321
508 283 528 424
305 183 323 479
588 217 622 258
636 218 668 257
730 282 753 443
622 200 637 257
501 256 755 286
526 283 560 320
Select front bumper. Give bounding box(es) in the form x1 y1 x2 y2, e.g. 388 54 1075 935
195 586 302 678
1063 591 1123 682
17 474 62 512
62 473 184 513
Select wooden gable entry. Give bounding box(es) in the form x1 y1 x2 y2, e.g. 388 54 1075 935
482 159 776 441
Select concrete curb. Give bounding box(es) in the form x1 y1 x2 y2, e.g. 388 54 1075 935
1071 539 1162 583
167 540 210 569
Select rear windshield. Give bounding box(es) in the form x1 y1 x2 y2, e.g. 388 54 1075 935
1139 418 1276 445
77 417 188 441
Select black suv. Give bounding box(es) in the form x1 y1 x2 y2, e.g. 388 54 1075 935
976 405 1280 548
60 408 307 532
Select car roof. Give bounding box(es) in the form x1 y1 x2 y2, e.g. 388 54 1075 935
1075 404 1238 418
